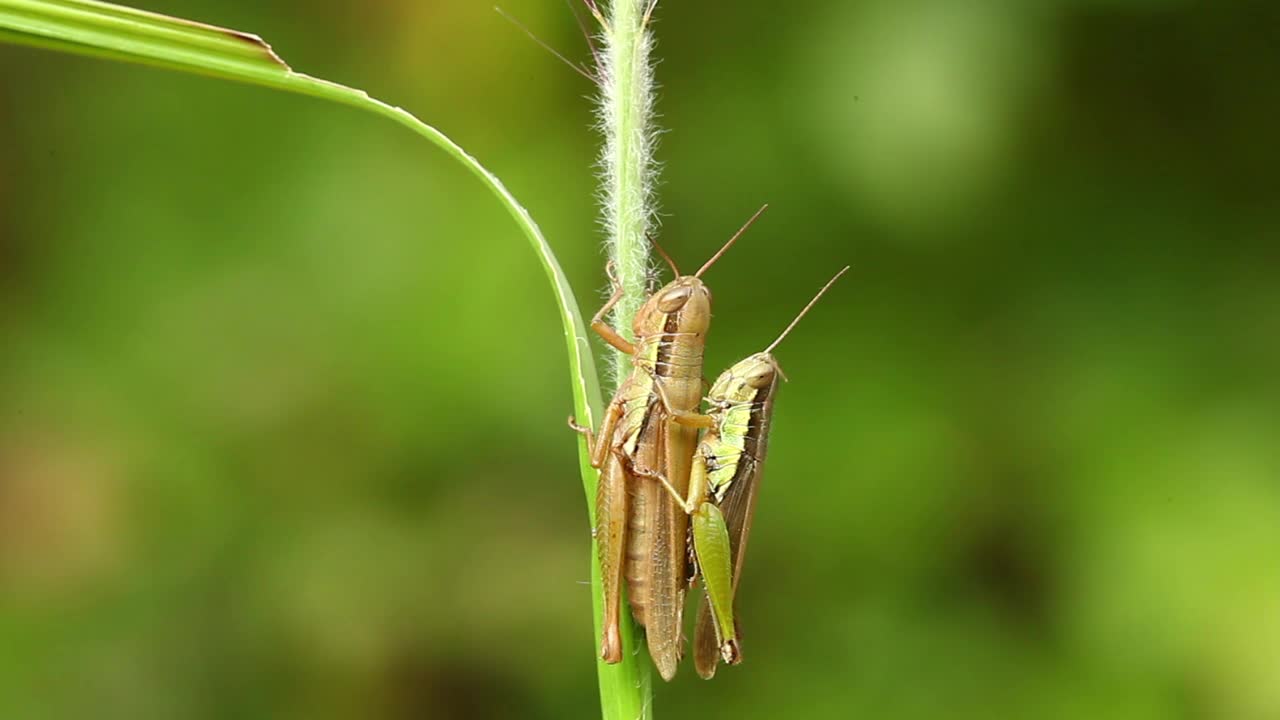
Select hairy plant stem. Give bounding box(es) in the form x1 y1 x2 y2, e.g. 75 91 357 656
591 1 659 718
600 0 657 374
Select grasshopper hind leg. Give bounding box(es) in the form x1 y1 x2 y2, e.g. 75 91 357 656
691 501 740 677
596 453 629 663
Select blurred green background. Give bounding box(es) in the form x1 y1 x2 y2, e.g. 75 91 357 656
2 1 1279 718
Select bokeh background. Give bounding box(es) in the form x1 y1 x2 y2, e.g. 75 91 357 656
2 1 1279 718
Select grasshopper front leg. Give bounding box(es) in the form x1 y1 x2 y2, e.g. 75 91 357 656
590 260 638 356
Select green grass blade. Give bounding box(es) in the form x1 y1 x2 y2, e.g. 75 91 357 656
0 1 652 717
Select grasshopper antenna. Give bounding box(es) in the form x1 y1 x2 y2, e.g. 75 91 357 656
564 0 603 74
694 204 768 279
652 240 681 277
764 265 850 354
495 6 596 82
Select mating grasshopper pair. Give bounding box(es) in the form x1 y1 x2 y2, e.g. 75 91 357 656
573 209 847 680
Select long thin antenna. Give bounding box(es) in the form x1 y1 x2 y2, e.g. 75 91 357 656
652 240 681 277
495 6 596 82
764 266 850 354
694 204 768 279
582 0 607 29
564 0 602 73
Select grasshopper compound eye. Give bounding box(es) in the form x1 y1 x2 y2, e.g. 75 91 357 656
657 285 692 312
745 363 776 389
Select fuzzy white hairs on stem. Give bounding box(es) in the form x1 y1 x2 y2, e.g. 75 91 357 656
595 0 661 387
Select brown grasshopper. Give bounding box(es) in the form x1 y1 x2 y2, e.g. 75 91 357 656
573 207 767 680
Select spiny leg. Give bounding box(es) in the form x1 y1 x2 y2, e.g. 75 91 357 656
692 500 740 666
596 453 630 663
569 395 625 470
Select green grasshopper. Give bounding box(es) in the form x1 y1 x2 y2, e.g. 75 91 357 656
648 266 849 678
574 208 767 680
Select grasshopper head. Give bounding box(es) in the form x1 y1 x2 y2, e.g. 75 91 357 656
633 206 768 341
633 275 713 339
708 352 779 407
742 353 781 388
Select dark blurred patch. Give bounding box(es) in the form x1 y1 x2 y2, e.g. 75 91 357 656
1059 1 1280 208
0 54 19 301
382 650 534 720
964 506 1049 632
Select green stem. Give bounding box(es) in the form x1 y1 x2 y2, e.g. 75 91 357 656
601 0 657 371
591 0 659 717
